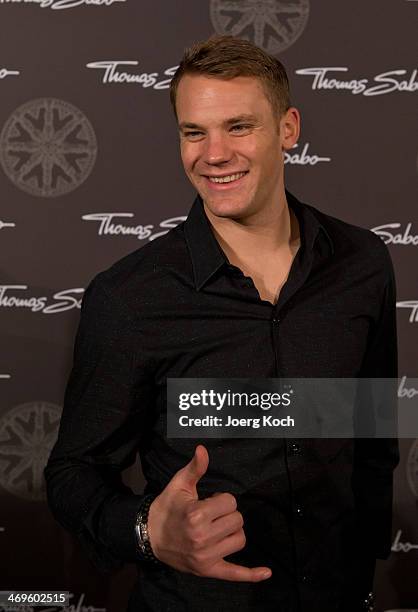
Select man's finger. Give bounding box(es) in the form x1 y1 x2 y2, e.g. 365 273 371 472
171 444 209 494
206 511 244 544
200 492 238 520
205 560 272 583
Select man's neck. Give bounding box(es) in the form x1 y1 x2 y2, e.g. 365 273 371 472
203 193 301 269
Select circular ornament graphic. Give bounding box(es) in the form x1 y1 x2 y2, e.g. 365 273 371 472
0 98 97 197
210 0 310 54
406 438 418 498
0 401 61 501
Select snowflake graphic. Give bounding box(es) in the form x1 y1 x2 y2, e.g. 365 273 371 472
210 0 310 54
0 98 97 197
407 438 418 498
0 402 61 501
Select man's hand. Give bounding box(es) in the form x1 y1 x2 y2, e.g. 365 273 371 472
147 444 272 582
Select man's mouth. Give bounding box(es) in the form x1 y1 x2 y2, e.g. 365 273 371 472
203 171 249 187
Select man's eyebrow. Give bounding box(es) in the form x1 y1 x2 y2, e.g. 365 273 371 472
178 122 203 131
224 114 258 125
178 114 258 131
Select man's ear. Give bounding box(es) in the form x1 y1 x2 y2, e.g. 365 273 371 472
280 107 300 151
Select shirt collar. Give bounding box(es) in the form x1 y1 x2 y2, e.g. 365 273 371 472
184 191 334 291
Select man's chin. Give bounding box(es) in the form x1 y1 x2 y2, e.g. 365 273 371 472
203 200 248 220
201 193 250 218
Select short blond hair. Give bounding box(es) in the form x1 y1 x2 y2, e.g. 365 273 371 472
170 35 291 121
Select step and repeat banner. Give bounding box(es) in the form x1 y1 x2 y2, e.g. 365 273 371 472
0 1 417 610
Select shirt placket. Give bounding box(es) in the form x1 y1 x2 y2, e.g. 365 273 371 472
270 245 318 605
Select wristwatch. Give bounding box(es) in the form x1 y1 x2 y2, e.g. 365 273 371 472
134 494 161 565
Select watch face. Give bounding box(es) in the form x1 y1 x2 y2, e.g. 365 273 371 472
140 521 149 542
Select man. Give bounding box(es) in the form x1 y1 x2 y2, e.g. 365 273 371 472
45 36 399 611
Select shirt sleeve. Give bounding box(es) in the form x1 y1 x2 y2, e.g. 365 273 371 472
352 240 400 559
44 276 153 572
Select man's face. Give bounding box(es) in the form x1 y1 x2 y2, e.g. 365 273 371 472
176 74 297 220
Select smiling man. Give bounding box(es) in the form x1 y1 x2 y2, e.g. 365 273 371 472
45 36 399 612
175 58 301 306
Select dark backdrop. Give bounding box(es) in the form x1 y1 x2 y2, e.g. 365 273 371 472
0 1 417 610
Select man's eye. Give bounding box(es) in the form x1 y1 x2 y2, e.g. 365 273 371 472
231 124 251 133
184 131 203 139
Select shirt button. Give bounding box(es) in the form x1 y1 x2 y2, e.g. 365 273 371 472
300 574 309 584
294 505 304 517
288 443 301 455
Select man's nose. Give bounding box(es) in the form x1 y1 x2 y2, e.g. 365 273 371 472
202 133 232 165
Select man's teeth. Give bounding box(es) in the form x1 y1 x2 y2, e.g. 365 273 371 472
208 172 246 183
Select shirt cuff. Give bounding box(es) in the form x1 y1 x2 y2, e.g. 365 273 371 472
97 493 146 563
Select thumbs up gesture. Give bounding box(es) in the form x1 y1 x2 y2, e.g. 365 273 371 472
147 444 272 582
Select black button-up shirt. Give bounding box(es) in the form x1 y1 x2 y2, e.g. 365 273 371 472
45 191 399 612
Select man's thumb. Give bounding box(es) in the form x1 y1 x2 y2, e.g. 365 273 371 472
173 444 209 493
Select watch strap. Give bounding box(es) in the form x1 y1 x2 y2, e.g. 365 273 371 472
134 494 161 565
